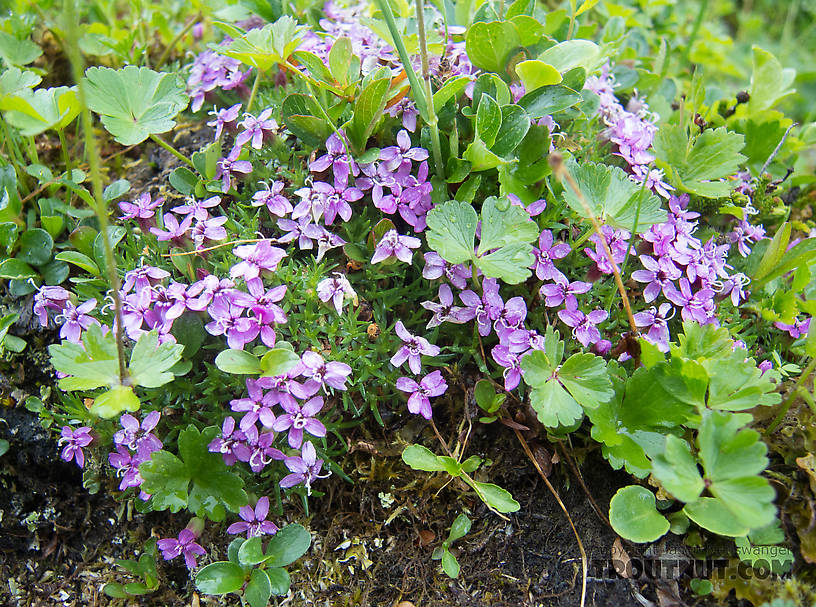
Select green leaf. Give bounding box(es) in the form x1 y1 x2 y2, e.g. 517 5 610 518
90 385 141 418
526 370 583 427
263 524 312 567
0 67 41 98
515 60 562 92
2 87 80 136
441 549 460 578
83 66 189 145
562 160 667 232
671 321 733 362
653 126 746 199
491 104 530 157
478 244 535 284
265 567 291 595
448 513 472 544
557 352 614 410
347 77 390 152
475 94 502 148
467 479 520 513
478 196 537 254
259 347 300 377
609 486 670 543
237 536 267 567
465 20 521 75
245 569 273 607
217 17 306 71
128 331 185 388
0 258 36 280
0 32 42 66
433 75 471 112
49 324 119 391
138 451 189 512
425 200 478 265
537 40 600 73
651 435 704 503
463 137 508 171
195 562 246 595
328 37 354 86
169 166 199 195
701 350 780 411
215 349 263 375
574 0 599 16
748 46 796 113
281 93 332 147
55 251 100 275
683 497 750 537
402 444 447 472
517 84 582 119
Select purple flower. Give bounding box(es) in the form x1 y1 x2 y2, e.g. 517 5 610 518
108 446 146 491
122 266 170 293
758 360 773 375
539 278 592 308
664 278 716 325
227 496 279 538
230 240 287 281
277 216 319 250
633 303 674 352
252 181 293 217
59 299 100 343
422 252 470 289
191 215 228 249
395 370 447 419
632 255 682 302
391 320 441 374
775 317 811 339
58 426 93 468
208 416 251 465
33 285 71 327
113 411 162 456
317 273 357 314
292 184 329 223
205 298 259 350
150 212 193 244
585 227 632 274
310 132 357 185
300 351 352 392
558 302 608 347
531 230 570 281
714 272 750 307
236 108 278 149
491 345 522 391
280 441 328 494
272 396 327 448
458 278 504 337
216 145 253 192
120 192 163 223
728 220 765 257
171 195 221 221
257 368 319 411
320 180 364 226
157 528 207 569
207 103 242 140
231 378 277 431
243 426 285 473
632 165 674 198
379 129 429 172
371 229 421 265
421 283 466 328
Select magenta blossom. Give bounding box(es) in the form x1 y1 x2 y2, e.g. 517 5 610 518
395 370 447 419
539 278 592 308
216 145 252 192
230 240 287 281
59 426 93 468
113 411 162 456
391 320 441 374
171 195 221 221
421 283 466 329
317 273 356 314
300 351 352 391
33 285 71 327
774 316 811 339
310 132 358 185
531 230 570 282
252 181 293 217
227 496 279 538
633 303 674 352
371 229 421 265
272 396 327 448
279 441 329 494
207 416 251 466
207 103 241 140
558 301 608 347
59 299 100 343
157 528 207 569
236 108 278 149
120 192 163 223
422 252 471 289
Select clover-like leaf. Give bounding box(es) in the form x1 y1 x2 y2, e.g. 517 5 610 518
48 324 119 391
2 86 80 136
425 200 478 265
653 125 746 199
83 66 189 145
128 331 185 388
0 67 41 98
562 159 667 232
90 385 141 418
651 435 704 503
609 485 670 543
217 17 306 71
0 32 42 66
701 349 780 411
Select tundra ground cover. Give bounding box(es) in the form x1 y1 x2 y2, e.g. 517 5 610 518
1 0 816 605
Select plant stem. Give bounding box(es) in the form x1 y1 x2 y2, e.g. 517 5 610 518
683 0 709 65
567 0 577 40
246 69 263 114
414 0 445 179
766 356 816 435
155 13 201 69
550 153 638 336
64 0 127 384
149 134 194 167
57 128 72 174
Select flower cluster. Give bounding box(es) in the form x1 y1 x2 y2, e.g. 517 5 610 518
108 411 163 500
187 49 249 112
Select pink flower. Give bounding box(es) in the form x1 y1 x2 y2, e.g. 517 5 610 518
390 320 440 374
395 370 447 419
371 229 421 265
227 496 279 538
157 528 206 569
